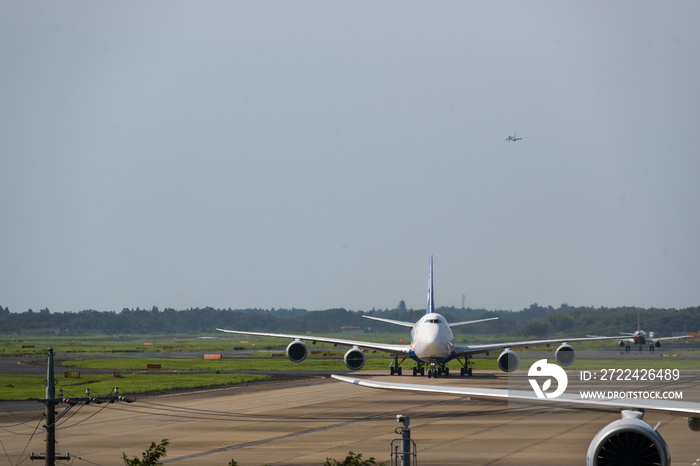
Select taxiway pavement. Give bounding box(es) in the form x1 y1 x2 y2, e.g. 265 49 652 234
2 369 700 465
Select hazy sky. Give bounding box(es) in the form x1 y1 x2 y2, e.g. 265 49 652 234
2 2 699 314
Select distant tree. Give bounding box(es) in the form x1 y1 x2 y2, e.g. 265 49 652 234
122 438 169 466
397 300 407 312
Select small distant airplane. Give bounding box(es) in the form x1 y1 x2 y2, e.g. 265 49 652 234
618 314 688 352
501 131 525 142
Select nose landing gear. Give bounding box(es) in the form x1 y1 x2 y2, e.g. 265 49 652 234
426 363 449 378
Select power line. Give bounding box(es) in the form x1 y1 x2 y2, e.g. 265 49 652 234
31 348 135 466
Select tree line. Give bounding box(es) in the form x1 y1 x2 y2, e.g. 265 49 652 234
0 303 697 338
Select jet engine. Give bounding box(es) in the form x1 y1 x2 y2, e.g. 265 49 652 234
286 340 308 363
619 340 625 348
554 343 576 366
587 410 670 466
497 349 519 372
344 347 365 370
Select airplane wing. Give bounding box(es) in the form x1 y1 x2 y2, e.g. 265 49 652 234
452 335 621 356
361 315 416 328
331 374 700 418
216 328 410 355
655 335 690 342
448 316 499 329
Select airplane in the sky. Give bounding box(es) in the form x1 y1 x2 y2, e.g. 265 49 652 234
331 373 700 465
617 314 688 352
501 131 525 142
217 256 617 377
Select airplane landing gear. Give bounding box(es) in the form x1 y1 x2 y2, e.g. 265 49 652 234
390 356 407 375
426 363 448 378
457 357 474 377
412 364 425 376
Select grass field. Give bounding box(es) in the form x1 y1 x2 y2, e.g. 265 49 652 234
3 354 697 402
0 331 637 357
62 354 700 372
0 372 270 401
2 334 696 401
0 333 410 357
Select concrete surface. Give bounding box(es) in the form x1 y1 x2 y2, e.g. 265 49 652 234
3 369 700 465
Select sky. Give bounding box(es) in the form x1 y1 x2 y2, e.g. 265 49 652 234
1 2 699 314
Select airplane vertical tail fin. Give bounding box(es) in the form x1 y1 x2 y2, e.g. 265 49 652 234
426 255 434 314
637 312 640 332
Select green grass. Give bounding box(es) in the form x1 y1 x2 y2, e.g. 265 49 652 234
60 354 503 372
0 333 410 357
2 332 693 357
2 353 697 401
60 354 700 373
0 372 270 401
2 333 696 401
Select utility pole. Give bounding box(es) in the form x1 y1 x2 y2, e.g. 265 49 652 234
31 348 133 464
391 414 416 466
31 348 68 465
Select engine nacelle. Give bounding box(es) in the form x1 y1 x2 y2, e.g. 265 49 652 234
655 340 661 348
619 340 625 348
497 349 519 372
587 410 670 466
344 347 366 370
286 340 308 363
554 343 576 366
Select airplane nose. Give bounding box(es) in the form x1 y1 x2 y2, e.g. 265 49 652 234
414 328 451 359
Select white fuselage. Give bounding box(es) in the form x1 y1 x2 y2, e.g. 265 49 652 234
410 313 455 363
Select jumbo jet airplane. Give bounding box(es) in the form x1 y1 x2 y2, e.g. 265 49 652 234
332 373 700 465
217 256 617 377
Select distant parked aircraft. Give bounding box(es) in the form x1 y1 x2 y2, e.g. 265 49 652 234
618 314 688 352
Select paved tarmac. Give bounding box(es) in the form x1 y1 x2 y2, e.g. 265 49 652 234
3 369 700 465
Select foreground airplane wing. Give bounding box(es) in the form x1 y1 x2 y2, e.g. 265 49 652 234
216 328 410 354
331 374 700 417
331 374 700 464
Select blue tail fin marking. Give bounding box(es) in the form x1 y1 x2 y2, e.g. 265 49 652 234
426 255 434 314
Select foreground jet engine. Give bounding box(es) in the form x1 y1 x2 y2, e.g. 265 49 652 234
587 410 670 466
